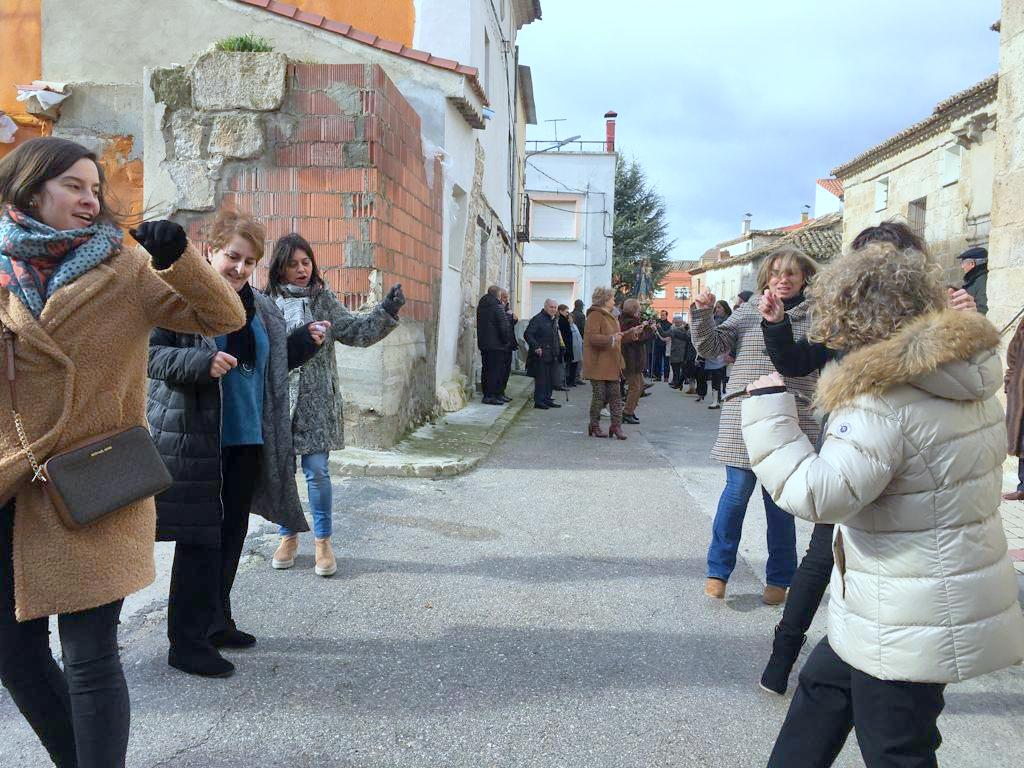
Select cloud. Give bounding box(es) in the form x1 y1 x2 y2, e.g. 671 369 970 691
518 0 1001 258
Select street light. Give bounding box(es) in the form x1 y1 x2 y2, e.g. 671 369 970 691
527 135 582 155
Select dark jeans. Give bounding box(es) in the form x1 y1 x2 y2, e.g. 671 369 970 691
0 502 129 767
695 367 707 395
697 367 726 399
566 360 580 385
650 343 667 379
532 359 555 403
769 638 946 768
707 466 797 587
168 445 262 658
480 349 506 398
777 523 834 642
670 361 684 385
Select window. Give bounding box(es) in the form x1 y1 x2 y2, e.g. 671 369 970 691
874 177 889 211
908 197 927 239
653 288 666 299
484 31 491 96
674 286 690 300
942 145 962 186
531 198 578 240
447 185 467 270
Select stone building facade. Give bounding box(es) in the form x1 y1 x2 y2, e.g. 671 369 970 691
989 2 1024 330
833 75 998 279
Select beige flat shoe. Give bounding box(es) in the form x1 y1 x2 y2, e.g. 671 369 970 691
314 537 337 577
272 535 298 570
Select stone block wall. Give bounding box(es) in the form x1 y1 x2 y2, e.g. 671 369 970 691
990 1 1024 329
146 53 444 448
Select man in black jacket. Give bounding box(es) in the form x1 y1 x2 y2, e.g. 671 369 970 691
498 289 518 401
959 245 988 315
524 299 561 409
476 285 510 405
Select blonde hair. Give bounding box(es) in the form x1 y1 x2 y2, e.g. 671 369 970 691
808 242 946 351
591 286 615 307
209 208 266 260
756 248 819 293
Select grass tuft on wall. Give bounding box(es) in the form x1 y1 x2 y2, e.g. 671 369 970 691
214 34 274 52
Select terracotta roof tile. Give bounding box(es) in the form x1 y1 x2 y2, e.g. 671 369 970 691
698 212 843 273
817 178 844 199
233 0 489 106
266 1 299 18
294 10 324 26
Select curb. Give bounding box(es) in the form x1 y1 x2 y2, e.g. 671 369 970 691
329 377 533 479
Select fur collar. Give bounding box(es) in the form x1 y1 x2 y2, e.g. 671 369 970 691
815 310 1000 412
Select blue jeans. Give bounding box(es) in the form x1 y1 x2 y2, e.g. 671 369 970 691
707 466 797 588
280 452 333 539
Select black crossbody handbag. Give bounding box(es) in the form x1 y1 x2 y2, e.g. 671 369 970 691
2 323 172 530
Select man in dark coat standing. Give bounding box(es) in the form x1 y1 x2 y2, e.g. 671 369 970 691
572 299 587 337
498 289 518 401
960 246 988 315
524 298 561 410
476 285 511 405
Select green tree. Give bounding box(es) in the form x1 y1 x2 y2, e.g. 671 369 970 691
612 156 675 298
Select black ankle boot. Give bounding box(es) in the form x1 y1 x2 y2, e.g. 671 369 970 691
759 624 806 695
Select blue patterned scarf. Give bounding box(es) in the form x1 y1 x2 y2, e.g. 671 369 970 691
0 204 122 317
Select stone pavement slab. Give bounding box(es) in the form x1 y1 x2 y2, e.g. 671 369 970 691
330 376 533 479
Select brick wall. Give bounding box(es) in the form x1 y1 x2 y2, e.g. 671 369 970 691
189 62 442 321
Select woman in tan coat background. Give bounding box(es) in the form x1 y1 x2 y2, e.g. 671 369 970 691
1002 317 1024 500
0 138 243 766
583 286 626 440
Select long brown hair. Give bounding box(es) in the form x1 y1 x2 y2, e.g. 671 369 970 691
0 137 120 224
265 232 324 300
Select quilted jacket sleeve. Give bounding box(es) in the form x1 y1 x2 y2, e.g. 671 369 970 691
741 391 902 524
147 328 215 385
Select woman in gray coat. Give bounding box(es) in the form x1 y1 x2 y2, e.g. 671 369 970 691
265 234 404 577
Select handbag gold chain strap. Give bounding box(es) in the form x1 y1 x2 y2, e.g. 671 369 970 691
2 324 46 483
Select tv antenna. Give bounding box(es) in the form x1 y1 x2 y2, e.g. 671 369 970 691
544 118 567 141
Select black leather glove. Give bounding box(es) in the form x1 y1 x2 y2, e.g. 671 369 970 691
130 221 188 270
382 283 406 318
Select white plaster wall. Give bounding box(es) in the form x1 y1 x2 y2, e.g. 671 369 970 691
415 0 517 235
521 151 615 311
434 100 479 405
701 260 759 304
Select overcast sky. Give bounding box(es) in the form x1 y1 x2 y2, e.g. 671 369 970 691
516 0 1002 260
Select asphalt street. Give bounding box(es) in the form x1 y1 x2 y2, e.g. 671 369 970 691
2 381 1023 766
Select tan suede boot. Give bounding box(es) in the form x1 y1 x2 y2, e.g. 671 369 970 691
314 537 337 577
272 535 298 570
705 577 726 599
762 585 788 606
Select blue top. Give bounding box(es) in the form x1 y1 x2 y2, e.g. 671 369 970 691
215 314 269 447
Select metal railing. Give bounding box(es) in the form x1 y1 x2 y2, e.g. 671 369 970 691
525 140 610 154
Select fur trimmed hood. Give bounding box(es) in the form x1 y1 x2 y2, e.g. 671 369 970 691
815 310 1001 413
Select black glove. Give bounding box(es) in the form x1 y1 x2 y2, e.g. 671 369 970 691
130 221 188 270
382 283 406 318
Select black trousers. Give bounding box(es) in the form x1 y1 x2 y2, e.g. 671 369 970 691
168 445 262 659
480 349 506 398
777 523 834 642
769 638 945 768
532 359 555 403
566 360 580 385
0 502 129 768
499 349 514 394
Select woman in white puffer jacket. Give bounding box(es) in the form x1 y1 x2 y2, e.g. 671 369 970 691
741 242 1024 768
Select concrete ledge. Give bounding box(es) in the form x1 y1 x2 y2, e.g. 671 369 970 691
329 376 532 478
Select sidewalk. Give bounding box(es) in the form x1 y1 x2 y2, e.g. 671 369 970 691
329 374 533 478
999 470 1024 577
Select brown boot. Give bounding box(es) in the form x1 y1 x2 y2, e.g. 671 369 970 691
272 535 298 570
705 577 726 599
762 585 788 606
314 537 337 577
608 424 628 440
588 423 608 438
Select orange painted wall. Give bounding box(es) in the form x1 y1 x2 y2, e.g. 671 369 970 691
650 268 695 319
0 0 44 159
300 0 414 45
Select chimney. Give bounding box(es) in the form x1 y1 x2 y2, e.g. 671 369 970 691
604 110 618 152
801 204 811 223
741 213 752 235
